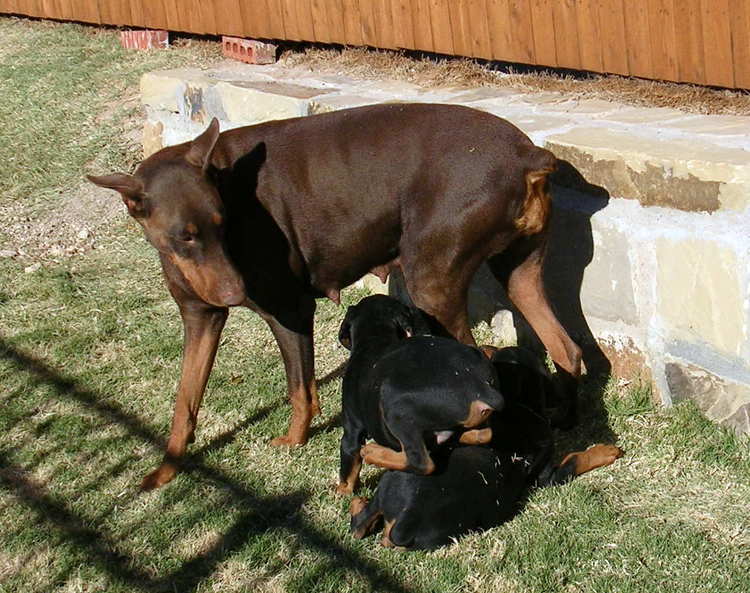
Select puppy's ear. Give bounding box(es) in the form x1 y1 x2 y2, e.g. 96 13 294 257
338 307 354 350
395 311 415 340
403 306 433 338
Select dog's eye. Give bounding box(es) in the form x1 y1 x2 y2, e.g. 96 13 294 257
179 231 197 243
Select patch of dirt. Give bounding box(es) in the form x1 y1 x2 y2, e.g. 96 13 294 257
0 182 128 267
281 47 750 116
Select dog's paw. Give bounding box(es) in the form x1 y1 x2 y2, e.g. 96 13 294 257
140 462 178 491
588 444 624 465
334 482 354 497
270 434 306 447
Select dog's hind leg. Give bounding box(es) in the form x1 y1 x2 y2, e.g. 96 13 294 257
488 238 582 428
400 252 482 346
141 305 228 490
539 444 624 487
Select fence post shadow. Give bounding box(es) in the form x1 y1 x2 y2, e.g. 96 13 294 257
0 339 423 593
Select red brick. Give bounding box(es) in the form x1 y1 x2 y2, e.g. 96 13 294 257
119 30 169 50
222 36 277 65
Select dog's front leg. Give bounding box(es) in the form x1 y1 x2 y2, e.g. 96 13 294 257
141 305 228 490
265 310 319 447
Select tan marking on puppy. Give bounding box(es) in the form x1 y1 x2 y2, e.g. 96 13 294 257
459 426 493 445
462 399 494 428
335 454 363 496
350 496 369 516
185 222 198 235
479 344 498 359
211 212 223 225
561 444 624 476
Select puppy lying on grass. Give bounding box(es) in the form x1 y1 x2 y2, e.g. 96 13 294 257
349 345 623 550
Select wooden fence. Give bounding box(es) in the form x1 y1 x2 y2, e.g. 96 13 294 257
1 1 749 89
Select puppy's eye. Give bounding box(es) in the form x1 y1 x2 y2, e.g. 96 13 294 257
179 231 197 243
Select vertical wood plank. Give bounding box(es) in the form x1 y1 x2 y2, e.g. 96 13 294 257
648 0 678 81
279 0 301 40
41 0 59 19
487 0 535 64
160 0 180 31
358 0 378 46
575 0 602 72
552 0 580 69
428 0 454 55
97 0 132 26
128 0 146 27
700 0 734 87
69 0 100 23
390 0 416 49
213 0 244 37
264 0 287 39
57 0 73 20
372 0 396 49
622 0 652 78
310 0 332 43
238 0 273 39
729 0 750 88
529 0 557 67
596 0 628 75
324 0 347 44
411 0 434 52
341 0 363 45
448 0 471 57
295 0 315 41
465 0 492 59
672 0 705 84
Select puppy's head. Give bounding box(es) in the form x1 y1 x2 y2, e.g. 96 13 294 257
338 295 419 350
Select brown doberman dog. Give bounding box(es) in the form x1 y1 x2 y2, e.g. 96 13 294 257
88 103 581 490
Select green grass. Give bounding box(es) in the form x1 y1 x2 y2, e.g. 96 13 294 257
1 16 749 593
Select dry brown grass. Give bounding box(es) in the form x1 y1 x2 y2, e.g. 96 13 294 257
281 47 750 115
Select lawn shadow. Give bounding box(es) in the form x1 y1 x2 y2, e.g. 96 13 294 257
0 339 421 593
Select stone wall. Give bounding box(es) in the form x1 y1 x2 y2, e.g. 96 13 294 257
139 63 750 434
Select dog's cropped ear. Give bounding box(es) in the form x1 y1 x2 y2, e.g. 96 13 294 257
338 307 355 350
185 117 220 172
87 173 147 218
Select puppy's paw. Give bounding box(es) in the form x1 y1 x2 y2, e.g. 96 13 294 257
587 443 624 466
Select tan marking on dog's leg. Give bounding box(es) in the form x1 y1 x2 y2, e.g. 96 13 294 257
141 308 227 490
561 444 624 476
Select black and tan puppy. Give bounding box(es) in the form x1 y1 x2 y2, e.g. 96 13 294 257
349 346 623 549
335 295 504 495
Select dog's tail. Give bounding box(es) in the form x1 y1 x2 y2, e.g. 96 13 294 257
513 147 557 237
